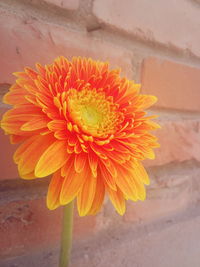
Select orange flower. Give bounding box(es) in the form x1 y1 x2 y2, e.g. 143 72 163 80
1 57 160 216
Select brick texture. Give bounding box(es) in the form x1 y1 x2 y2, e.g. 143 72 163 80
2 208 200 267
141 57 200 111
0 198 97 258
144 118 200 167
1 0 200 266
124 164 197 222
71 211 200 267
0 9 133 84
44 0 79 10
93 0 200 57
0 198 61 258
0 106 19 180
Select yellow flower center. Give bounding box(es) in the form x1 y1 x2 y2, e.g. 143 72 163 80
81 105 103 125
67 87 122 137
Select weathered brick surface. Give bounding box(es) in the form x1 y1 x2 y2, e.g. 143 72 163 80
0 106 19 180
0 9 133 84
93 0 200 57
1 0 200 266
0 198 61 258
0 128 18 180
0 197 97 258
1 205 200 267
71 209 200 267
44 0 79 10
141 57 200 111
144 118 200 167
124 163 199 223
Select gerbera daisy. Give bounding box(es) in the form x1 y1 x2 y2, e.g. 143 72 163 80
1 56 160 216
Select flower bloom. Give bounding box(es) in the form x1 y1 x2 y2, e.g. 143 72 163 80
1 57 160 216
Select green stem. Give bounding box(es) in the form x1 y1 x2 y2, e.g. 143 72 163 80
59 201 74 267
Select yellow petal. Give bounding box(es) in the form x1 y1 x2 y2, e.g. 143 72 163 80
3 88 28 105
107 186 126 215
47 170 64 210
88 174 105 215
77 172 97 216
132 160 150 185
114 166 138 201
14 135 40 164
18 134 54 176
88 151 98 177
60 160 87 205
20 171 36 180
136 95 157 110
133 179 146 201
99 161 117 191
21 117 49 131
35 140 68 177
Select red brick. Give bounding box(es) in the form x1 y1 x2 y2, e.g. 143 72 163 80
144 118 200 167
0 9 133 84
0 198 97 258
141 57 200 111
93 0 200 57
0 198 62 258
124 186 190 223
44 0 79 10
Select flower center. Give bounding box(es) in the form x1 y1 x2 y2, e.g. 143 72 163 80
81 105 103 126
67 87 121 137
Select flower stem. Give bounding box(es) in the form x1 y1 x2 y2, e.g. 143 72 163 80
59 201 74 267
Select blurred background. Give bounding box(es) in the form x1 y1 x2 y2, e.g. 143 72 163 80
0 0 200 266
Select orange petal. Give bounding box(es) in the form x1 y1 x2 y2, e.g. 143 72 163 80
77 171 97 216
133 178 146 201
132 160 150 185
60 155 74 177
2 105 42 118
138 146 155 159
47 120 67 131
60 160 87 205
20 171 36 180
14 135 40 164
100 158 117 178
18 134 55 176
74 152 87 173
110 140 130 153
99 161 117 191
88 151 98 177
47 170 64 210
135 95 157 110
10 135 27 144
3 88 29 105
24 67 38 80
88 173 105 215
21 117 50 131
1 119 25 135
107 186 126 215
35 140 68 177
114 166 138 201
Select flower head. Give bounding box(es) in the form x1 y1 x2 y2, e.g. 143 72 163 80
1 57 160 216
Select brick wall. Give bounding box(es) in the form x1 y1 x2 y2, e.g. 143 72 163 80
0 0 200 266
